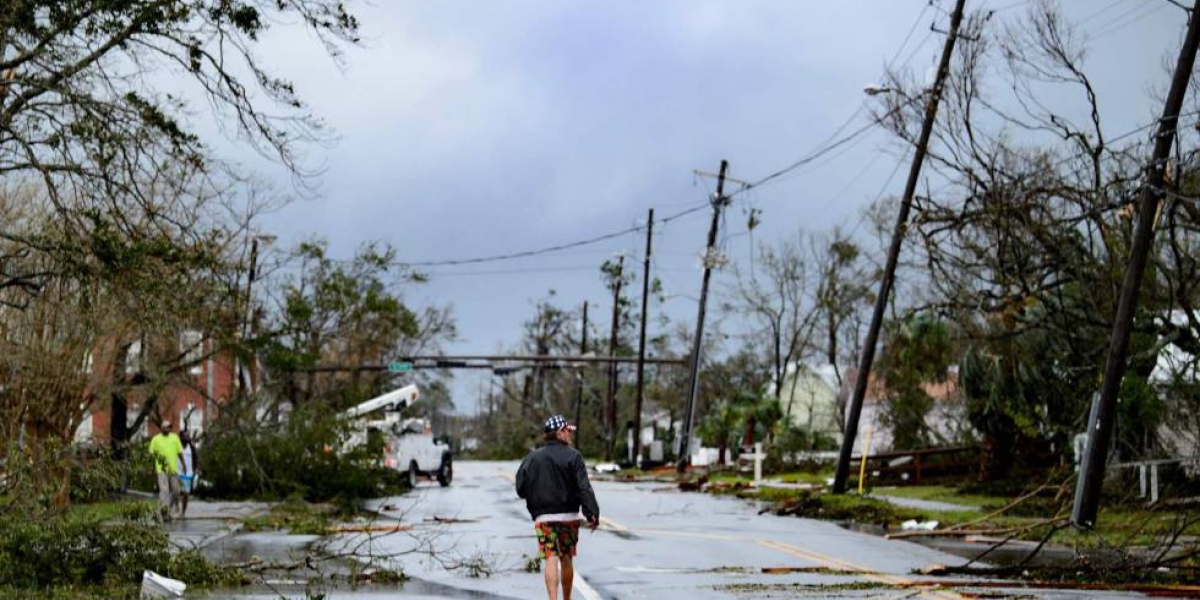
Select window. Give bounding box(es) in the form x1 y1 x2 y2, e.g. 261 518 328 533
127 409 148 440
125 341 142 375
74 412 93 443
180 403 203 437
180 330 204 375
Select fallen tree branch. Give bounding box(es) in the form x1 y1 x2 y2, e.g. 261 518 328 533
886 516 1059 540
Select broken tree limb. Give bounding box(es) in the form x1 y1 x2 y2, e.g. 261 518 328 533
885 512 1067 540
326 524 414 533
947 479 1064 532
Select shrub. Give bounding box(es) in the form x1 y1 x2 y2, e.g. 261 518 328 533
0 502 239 591
200 401 407 503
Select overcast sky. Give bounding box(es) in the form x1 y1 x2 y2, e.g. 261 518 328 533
220 0 1185 413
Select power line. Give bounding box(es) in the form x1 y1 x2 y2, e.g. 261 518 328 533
1091 0 1159 37
420 264 601 278
1079 0 1130 24
889 1 935 70
396 202 709 268
731 0 943 199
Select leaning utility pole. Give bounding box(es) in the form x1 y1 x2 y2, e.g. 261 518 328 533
633 209 655 465
605 256 625 461
677 160 730 473
574 301 589 440
1073 4 1200 528
832 0 966 493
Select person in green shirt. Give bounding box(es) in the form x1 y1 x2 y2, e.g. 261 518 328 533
148 420 183 519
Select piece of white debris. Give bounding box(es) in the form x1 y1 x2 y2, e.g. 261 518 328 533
900 519 939 531
141 570 186 598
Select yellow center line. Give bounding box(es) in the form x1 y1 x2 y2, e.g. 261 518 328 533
758 539 963 600
621 518 964 600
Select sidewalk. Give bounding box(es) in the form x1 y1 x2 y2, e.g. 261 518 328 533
160 500 269 553
866 493 981 512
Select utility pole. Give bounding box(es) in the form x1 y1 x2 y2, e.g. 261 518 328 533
605 256 625 461
832 0 966 494
677 160 730 473
574 301 589 440
1073 4 1200 528
633 209 655 466
238 237 260 395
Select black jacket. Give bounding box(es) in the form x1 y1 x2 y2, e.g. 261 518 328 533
515 440 600 522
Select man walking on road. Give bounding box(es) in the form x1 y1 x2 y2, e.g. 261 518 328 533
516 415 600 600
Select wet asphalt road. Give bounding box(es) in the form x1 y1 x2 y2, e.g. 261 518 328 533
299 460 1149 600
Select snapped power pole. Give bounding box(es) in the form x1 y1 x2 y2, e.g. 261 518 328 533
832 0 967 494
677 160 730 473
1073 4 1200 528
605 255 625 461
633 209 655 466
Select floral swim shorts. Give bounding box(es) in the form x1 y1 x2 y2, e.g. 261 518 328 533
534 520 580 558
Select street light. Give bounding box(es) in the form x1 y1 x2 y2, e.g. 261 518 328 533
863 83 894 96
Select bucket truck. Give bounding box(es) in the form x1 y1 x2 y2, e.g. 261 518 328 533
342 383 453 487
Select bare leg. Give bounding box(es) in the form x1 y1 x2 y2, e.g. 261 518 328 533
543 555 560 600
156 473 171 520
560 554 574 600
180 492 189 517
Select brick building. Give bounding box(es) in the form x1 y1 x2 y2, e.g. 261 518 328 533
74 331 245 444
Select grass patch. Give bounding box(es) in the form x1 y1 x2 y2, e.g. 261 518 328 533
745 483 1200 551
66 500 158 523
708 470 831 486
242 497 340 535
870 485 1004 508
707 471 748 484
777 471 833 485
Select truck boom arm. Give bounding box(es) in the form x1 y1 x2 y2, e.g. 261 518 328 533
341 384 421 419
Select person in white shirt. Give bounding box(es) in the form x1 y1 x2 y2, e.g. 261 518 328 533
176 430 200 518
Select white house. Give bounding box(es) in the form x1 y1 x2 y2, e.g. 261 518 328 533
1150 311 1200 461
778 362 844 446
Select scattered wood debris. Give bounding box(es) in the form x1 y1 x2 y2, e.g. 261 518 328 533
326 524 413 533
678 474 709 492
425 515 481 524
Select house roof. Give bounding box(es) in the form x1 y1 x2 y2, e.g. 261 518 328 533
841 366 961 404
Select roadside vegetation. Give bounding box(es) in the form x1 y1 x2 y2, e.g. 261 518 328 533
0 498 241 599
683 465 1200 585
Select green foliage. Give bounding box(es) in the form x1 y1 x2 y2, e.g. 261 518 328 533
766 422 838 471
0 502 238 591
67 445 159 504
262 239 452 415
1115 376 1167 458
697 398 743 463
242 497 337 535
879 313 954 450
200 400 406 503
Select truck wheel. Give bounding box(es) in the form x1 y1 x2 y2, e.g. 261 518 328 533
408 461 420 488
437 456 453 487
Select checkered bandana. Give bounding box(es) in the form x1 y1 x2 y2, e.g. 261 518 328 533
543 414 574 433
